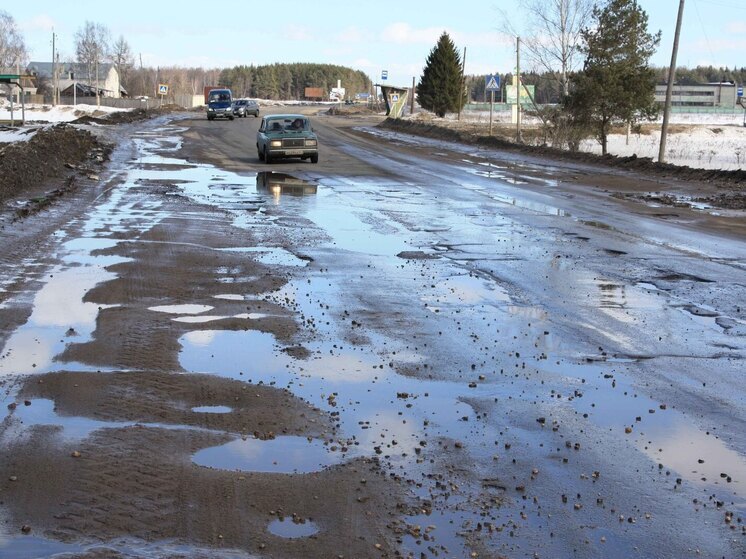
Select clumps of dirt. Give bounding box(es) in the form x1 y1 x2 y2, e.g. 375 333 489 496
696 193 746 210
0 124 110 205
379 119 746 207
327 104 380 116
70 107 152 125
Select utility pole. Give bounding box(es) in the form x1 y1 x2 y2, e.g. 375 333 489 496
516 36 522 143
52 30 57 106
457 47 467 121
411 76 415 115
659 0 685 164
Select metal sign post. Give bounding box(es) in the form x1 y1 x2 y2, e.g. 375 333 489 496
485 74 500 136
158 84 169 107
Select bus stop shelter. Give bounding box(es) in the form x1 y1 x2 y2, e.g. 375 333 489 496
0 74 29 126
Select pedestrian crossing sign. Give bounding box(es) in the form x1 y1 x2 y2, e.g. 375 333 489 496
485 75 500 92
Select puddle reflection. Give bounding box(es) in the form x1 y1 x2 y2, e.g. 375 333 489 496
193 436 342 474
268 518 319 538
256 172 318 197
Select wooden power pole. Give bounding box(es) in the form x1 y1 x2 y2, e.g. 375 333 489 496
516 36 522 143
457 47 466 121
659 0 685 164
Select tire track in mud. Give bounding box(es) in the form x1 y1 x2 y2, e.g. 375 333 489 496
0 120 412 558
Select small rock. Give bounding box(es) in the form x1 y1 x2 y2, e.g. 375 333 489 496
21 525 31 534
71 451 82 458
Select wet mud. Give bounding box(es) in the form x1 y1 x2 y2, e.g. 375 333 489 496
0 112 744 558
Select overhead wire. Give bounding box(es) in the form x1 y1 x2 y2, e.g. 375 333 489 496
692 0 716 61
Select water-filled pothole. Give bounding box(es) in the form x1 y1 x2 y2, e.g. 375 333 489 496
192 436 343 474
267 518 320 538
256 172 318 196
149 304 214 315
191 406 232 414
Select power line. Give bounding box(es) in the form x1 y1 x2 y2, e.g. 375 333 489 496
693 0 746 8
693 0 716 60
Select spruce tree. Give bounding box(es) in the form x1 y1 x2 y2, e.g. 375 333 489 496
565 0 660 154
417 32 464 117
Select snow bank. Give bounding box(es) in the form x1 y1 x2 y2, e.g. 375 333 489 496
0 128 38 143
0 102 131 124
580 125 746 170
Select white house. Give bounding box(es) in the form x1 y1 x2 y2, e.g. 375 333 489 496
27 61 126 98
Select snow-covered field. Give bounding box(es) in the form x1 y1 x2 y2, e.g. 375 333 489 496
0 102 130 125
580 124 746 170
429 109 746 170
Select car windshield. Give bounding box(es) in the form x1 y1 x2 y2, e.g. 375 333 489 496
235 100 247 106
269 117 309 132
209 92 231 102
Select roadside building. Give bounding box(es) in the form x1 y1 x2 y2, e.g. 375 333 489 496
655 82 737 108
26 62 126 99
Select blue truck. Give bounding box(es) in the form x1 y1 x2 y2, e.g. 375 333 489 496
206 88 234 121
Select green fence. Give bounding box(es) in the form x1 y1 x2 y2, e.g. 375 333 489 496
464 102 745 115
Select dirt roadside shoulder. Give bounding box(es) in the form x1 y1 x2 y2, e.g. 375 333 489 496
378 119 746 210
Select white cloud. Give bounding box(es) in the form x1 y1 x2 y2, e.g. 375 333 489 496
693 37 746 53
725 21 746 34
381 23 444 45
286 24 314 41
336 26 373 43
20 14 56 32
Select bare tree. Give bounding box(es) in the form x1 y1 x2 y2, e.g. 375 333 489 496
75 21 111 101
111 35 134 94
499 0 594 98
0 10 28 70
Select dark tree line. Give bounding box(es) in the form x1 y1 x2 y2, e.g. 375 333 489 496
218 63 371 100
654 65 746 86
465 65 746 106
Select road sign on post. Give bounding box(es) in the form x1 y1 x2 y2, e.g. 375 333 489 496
158 84 169 107
739 86 743 97
381 70 388 81
485 75 500 136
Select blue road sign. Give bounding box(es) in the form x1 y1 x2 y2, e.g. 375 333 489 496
381 70 388 80
739 86 743 97
485 74 500 91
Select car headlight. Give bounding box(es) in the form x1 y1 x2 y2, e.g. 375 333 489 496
305 139 317 147
270 140 282 148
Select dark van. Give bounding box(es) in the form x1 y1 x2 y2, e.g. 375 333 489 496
206 89 234 120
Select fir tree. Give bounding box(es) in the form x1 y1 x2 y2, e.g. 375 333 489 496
565 0 661 154
417 32 464 117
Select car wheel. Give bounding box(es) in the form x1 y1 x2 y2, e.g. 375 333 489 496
207 116 214 121
229 116 235 121
264 149 272 164
258 148 264 161
310 154 319 164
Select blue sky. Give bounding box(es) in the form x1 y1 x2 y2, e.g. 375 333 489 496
10 0 746 88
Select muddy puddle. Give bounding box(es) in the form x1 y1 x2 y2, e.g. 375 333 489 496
1 120 744 558
267 517 319 539
194 435 342 474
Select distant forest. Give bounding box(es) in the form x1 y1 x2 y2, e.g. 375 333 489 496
124 63 743 103
218 63 372 100
123 63 371 100
465 65 746 104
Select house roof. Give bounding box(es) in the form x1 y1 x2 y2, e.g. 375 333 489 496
27 61 117 81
